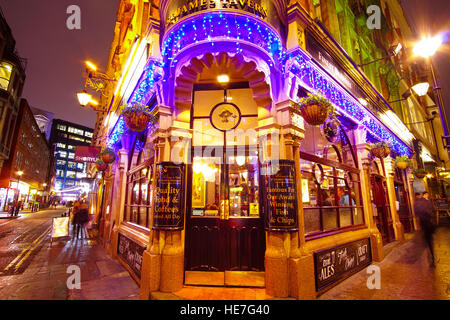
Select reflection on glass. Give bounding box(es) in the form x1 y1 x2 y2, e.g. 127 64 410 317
192 157 221 217
228 155 259 217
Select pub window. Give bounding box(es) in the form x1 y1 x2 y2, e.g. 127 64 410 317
123 128 155 228
300 122 364 238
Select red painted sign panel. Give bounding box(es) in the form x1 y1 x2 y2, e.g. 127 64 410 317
74 146 101 163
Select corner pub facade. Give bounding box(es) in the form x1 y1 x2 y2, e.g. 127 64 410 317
93 0 420 299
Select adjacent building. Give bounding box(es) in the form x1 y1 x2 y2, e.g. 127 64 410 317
30 106 54 141
0 7 26 176
49 119 94 201
0 98 53 210
89 0 448 299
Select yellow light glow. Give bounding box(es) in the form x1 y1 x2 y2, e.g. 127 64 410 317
217 74 230 83
426 173 433 178
89 98 99 106
358 98 368 106
411 82 430 96
379 110 414 143
85 61 97 71
413 34 443 58
77 91 92 106
17 171 24 176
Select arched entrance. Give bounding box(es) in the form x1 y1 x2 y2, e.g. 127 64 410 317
179 52 272 287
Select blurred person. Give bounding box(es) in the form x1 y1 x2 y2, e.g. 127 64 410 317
414 191 436 267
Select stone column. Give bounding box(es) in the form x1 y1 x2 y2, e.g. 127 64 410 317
260 124 290 298
159 123 190 293
354 127 384 261
405 169 420 231
384 157 405 241
110 148 129 259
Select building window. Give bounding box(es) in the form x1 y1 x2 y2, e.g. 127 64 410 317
57 143 66 149
84 131 93 138
57 124 67 131
56 159 66 167
67 145 75 150
0 62 13 90
56 170 64 177
77 163 84 170
58 151 67 158
68 135 85 142
66 171 76 178
68 152 75 159
124 149 154 228
20 132 27 145
299 122 364 238
68 127 84 136
67 161 77 169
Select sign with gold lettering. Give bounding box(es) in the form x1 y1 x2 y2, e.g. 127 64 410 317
166 0 269 26
314 238 372 291
153 162 186 230
117 233 146 279
261 160 298 232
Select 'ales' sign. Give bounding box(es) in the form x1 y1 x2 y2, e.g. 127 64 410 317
261 160 299 232
314 238 372 291
117 233 146 279
153 162 186 230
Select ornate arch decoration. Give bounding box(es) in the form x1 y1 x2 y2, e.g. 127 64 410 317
173 51 273 112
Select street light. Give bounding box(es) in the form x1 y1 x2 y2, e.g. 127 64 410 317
76 60 116 111
412 34 449 150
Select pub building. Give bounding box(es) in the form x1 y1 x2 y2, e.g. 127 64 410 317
93 0 420 299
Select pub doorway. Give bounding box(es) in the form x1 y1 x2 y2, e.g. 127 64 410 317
369 162 395 244
184 83 266 287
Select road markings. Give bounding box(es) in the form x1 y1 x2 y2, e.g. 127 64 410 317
2 225 51 273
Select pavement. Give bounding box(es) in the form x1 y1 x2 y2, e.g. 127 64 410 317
0 208 140 300
0 207 448 300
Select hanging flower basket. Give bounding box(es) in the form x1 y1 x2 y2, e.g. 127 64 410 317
395 155 411 169
370 142 391 159
414 169 427 178
294 93 334 126
95 159 108 172
100 147 116 164
121 104 158 132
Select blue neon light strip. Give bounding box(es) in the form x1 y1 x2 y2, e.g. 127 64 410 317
161 12 284 71
286 50 412 156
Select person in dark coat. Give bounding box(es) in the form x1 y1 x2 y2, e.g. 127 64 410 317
414 192 436 267
73 199 89 238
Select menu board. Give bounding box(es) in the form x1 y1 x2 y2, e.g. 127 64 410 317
117 233 146 279
314 238 372 291
153 162 186 230
261 160 298 232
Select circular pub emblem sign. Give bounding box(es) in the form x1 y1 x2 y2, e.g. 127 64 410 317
210 102 241 132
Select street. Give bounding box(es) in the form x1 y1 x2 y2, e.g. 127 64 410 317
0 208 139 300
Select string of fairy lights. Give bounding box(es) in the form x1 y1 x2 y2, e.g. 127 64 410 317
107 11 412 157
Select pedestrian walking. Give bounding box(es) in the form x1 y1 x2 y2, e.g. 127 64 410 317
72 198 89 239
14 201 22 216
414 192 437 267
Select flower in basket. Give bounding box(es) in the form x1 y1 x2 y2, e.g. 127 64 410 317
414 168 428 178
95 159 108 171
320 117 341 143
370 141 391 158
121 104 159 132
394 155 411 169
100 147 116 164
294 93 334 126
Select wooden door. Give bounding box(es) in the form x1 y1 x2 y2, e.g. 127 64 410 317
185 152 265 279
371 175 394 244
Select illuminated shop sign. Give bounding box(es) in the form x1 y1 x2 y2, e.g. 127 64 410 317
305 33 366 104
166 0 268 26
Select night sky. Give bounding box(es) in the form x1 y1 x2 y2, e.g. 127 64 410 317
0 0 448 130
